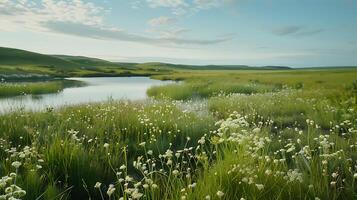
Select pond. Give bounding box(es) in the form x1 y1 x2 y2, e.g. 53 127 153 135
0 77 172 113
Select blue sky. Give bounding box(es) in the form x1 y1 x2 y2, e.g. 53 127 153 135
0 0 356 67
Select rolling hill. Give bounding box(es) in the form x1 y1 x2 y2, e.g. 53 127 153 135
0 47 83 70
0 47 293 71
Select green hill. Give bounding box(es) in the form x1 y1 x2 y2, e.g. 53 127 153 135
0 47 294 71
0 47 82 70
53 55 133 69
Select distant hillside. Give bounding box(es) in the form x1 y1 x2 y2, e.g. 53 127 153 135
53 55 134 69
134 62 252 70
0 47 82 70
0 47 294 72
131 62 292 71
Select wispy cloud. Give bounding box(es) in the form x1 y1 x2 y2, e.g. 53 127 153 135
146 0 188 8
272 26 302 36
148 16 176 26
0 0 232 46
0 0 104 31
144 0 230 15
272 25 324 37
193 0 221 10
45 21 233 46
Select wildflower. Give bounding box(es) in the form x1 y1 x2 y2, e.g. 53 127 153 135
132 190 143 199
205 195 211 200
11 161 21 169
172 170 179 176
134 182 141 188
120 165 126 170
252 127 261 133
125 176 133 182
13 189 26 197
103 143 109 148
151 184 158 189
139 142 146 146
331 172 338 178
265 169 272 175
216 191 224 198
198 137 205 144
354 173 357 178
330 181 336 187
255 184 264 190
67 129 78 134
5 187 13 194
107 184 116 197
147 150 153 155
94 182 101 189
165 149 173 158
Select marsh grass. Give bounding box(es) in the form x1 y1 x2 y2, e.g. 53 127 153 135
0 100 215 199
147 80 277 100
0 80 83 97
0 69 356 200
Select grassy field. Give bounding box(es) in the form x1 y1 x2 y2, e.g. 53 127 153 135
0 64 356 199
148 69 357 100
1 45 357 200
0 80 84 97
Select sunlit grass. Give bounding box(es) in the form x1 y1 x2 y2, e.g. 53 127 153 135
0 68 356 199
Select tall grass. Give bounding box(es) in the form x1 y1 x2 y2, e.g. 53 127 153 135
147 80 278 100
208 89 354 130
0 80 82 97
0 87 356 199
0 70 356 199
0 100 215 199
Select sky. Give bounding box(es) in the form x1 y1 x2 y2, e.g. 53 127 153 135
0 0 356 67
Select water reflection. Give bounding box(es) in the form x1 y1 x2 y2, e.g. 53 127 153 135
0 77 171 113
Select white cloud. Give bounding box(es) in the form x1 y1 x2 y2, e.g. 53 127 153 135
144 0 230 15
193 0 220 9
148 16 176 26
0 0 233 46
0 0 104 31
45 21 232 46
147 27 190 39
146 0 187 8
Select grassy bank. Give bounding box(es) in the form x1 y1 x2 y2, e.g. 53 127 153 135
0 80 83 97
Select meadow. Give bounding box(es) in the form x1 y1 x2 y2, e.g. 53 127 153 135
0 67 356 200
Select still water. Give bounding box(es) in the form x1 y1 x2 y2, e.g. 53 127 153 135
0 77 171 113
